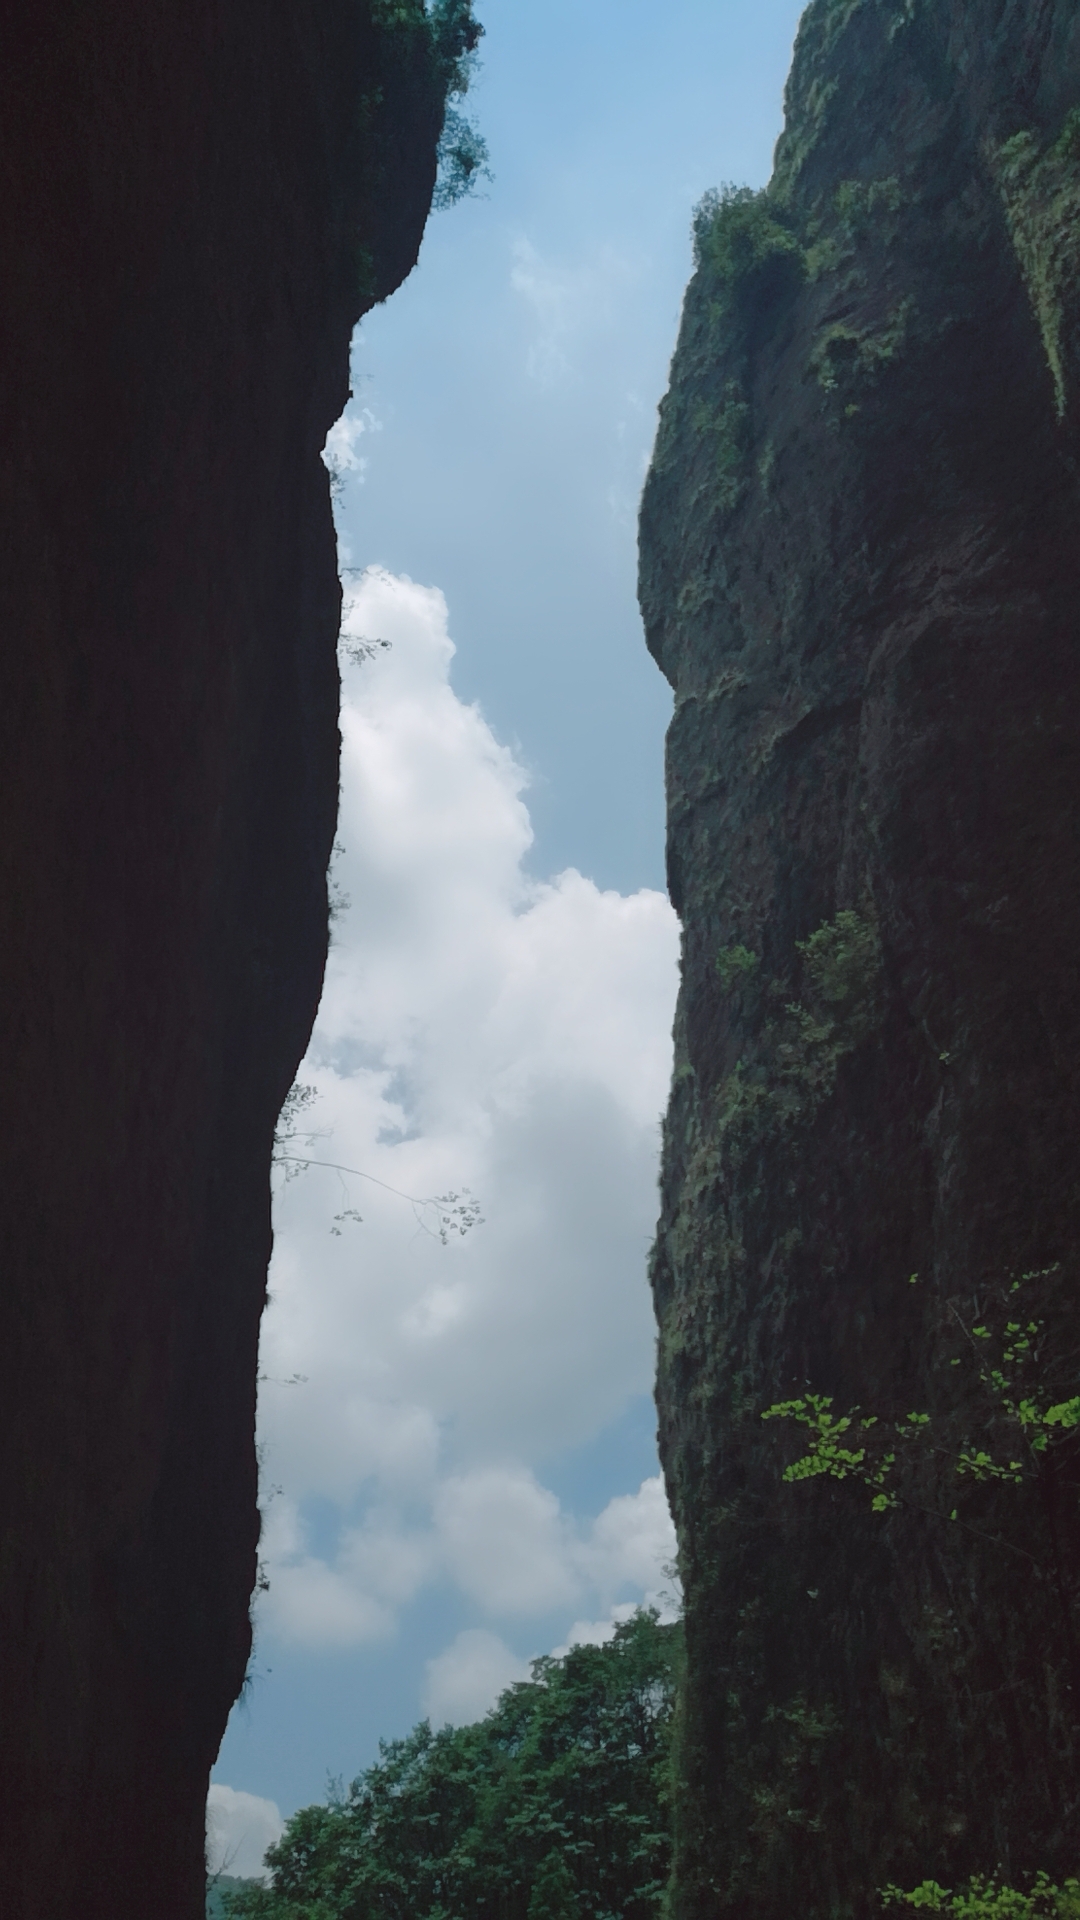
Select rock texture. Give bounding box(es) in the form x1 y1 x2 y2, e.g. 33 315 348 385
639 2 1080 1914
0 5 453 1914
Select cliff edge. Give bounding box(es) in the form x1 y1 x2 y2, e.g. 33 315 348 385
0 4 469 1914
639 2 1080 1913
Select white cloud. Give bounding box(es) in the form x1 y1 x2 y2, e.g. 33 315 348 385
253 567 679 1657
206 1785 283 1882
322 405 381 481
257 1497 433 1648
434 1468 579 1616
258 1469 676 1653
579 1473 678 1601
424 1629 531 1728
263 1554 395 1650
553 1602 639 1657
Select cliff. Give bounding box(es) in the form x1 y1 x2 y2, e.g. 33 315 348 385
0 4 468 1914
639 2 1080 1914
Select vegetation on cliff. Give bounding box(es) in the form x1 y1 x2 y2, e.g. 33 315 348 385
639 0 1080 1913
369 0 489 211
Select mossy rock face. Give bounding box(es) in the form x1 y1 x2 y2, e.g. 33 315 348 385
639 1 1080 1915
992 109 1080 418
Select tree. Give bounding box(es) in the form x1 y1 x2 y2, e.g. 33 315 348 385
223 1609 678 1920
528 1852 579 1920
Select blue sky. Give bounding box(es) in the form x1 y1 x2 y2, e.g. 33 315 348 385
209 0 804 1880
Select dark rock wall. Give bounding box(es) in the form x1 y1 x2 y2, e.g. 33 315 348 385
639 2 1080 1914
0 5 446 1914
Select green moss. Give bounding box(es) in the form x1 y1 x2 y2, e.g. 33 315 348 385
771 0 930 202
692 381 752 513
679 189 804 518
798 907 881 1011
993 108 1080 418
772 74 839 203
833 175 902 223
811 296 915 393
756 438 777 491
771 0 870 203
743 1694 841 1846
666 917 884 1250
716 944 760 992
675 575 714 620
715 912 884 1170
805 176 903 280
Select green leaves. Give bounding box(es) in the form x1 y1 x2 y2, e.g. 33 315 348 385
880 1872 1080 1916
367 1 489 213
528 1852 579 1919
715 944 760 992
796 908 881 1014
432 107 490 209
222 1611 677 1920
762 1266 1080 1545
692 186 801 288
762 1394 898 1505
427 0 489 208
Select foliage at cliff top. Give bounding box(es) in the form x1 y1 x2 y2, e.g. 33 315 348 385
371 0 481 77
691 184 800 283
371 0 489 207
221 1609 678 1920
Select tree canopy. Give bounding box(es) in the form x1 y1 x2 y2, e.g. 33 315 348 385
222 1609 677 1920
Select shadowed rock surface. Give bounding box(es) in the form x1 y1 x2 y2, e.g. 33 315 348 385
639 2 1080 1913
0 4 456 1913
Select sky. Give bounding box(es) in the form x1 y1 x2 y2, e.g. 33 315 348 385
208 0 805 1882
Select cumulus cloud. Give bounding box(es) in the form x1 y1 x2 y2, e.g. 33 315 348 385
434 1468 579 1616
261 1468 676 1655
206 1785 283 1882
552 1603 641 1657
254 567 679 1656
579 1472 678 1600
424 1629 531 1728
322 405 381 485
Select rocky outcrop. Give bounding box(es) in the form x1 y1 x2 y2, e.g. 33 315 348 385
0 5 463 1914
639 3 1080 1914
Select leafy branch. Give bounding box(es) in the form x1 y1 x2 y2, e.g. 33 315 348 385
880 1871 1080 1916
274 1152 484 1245
763 1269 1079 1520
763 1265 1080 1699
273 1082 484 1243
761 1393 898 1510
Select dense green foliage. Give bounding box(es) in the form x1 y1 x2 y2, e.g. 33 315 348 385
691 185 800 286
368 1 489 210
222 1611 677 1920
426 0 490 207
208 1879 263 1919
881 1875 1080 1917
